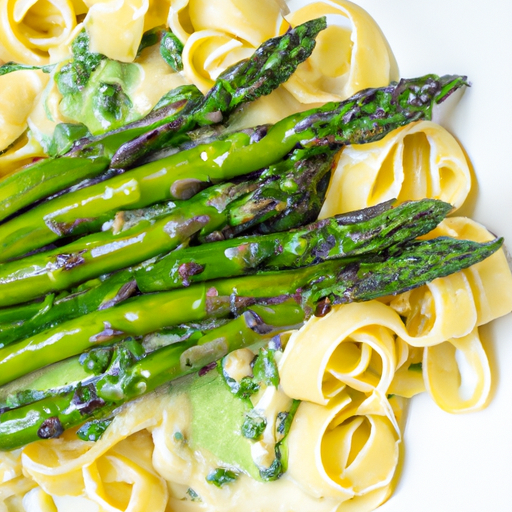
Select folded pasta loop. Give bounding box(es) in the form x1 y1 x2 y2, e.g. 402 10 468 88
284 0 398 104
424 328 491 413
280 306 398 405
83 432 168 512
423 217 512 325
287 390 400 502
83 0 149 62
0 70 48 152
320 121 471 217
181 29 254 93
0 0 77 64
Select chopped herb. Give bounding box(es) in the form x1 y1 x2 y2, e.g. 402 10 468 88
220 360 260 399
186 488 201 502
173 431 184 442
47 122 91 157
160 31 184 71
206 468 238 487
56 29 105 95
76 418 112 442
137 26 165 56
79 346 113 375
259 455 283 481
253 348 280 388
0 62 55 76
387 394 395 399
408 362 423 372
241 410 267 440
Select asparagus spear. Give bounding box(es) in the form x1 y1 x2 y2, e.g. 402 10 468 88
0 197 449 345
109 17 328 168
0 304 302 451
0 235 501 388
0 270 136 349
0 235 502 450
136 198 452 291
0 147 336 309
0 18 327 224
0 74 467 262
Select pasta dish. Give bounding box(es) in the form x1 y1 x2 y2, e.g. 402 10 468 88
0 1 510 511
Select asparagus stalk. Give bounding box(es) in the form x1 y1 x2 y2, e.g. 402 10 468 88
0 304 302 451
0 18 326 224
0 148 336 308
0 270 136 349
136 198 452 291
0 235 502 450
0 235 501 388
0 197 449 345
0 74 467 262
109 17 328 169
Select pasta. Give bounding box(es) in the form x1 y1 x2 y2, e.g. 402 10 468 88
0 0 510 511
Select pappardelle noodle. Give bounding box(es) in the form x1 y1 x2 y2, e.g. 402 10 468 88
0 1 511 511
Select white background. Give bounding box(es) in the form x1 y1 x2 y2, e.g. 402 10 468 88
353 1 512 511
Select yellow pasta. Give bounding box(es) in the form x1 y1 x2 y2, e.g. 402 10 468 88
283 0 398 104
286 389 399 505
0 1 510 511
0 69 48 152
0 0 77 64
320 120 472 216
83 0 169 63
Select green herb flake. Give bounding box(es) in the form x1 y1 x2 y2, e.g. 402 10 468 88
185 487 201 502
408 362 423 373
253 348 280 388
205 468 238 488
241 410 267 440
0 62 55 76
137 26 164 56
259 456 283 482
160 31 184 71
76 418 112 442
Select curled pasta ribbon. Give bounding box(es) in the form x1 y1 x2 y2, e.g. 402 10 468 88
319 121 471 217
83 431 168 512
0 70 48 152
0 131 46 178
169 0 283 47
181 29 255 93
420 217 512 325
286 390 399 503
0 0 77 64
424 327 491 413
170 0 284 92
83 0 169 63
21 487 57 511
280 311 398 406
280 289 478 408
20 392 169 496
283 0 398 104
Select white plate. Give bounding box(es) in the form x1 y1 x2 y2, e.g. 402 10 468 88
353 1 512 510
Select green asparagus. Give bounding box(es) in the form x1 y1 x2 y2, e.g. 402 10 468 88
0 147 336 308
0 197 450 345
0 18 327 224
0 74 468 261
136 198 452 291
0 235 501 388
0 304 302 451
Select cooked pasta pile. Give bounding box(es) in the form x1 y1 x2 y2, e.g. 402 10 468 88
0 1 511 511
